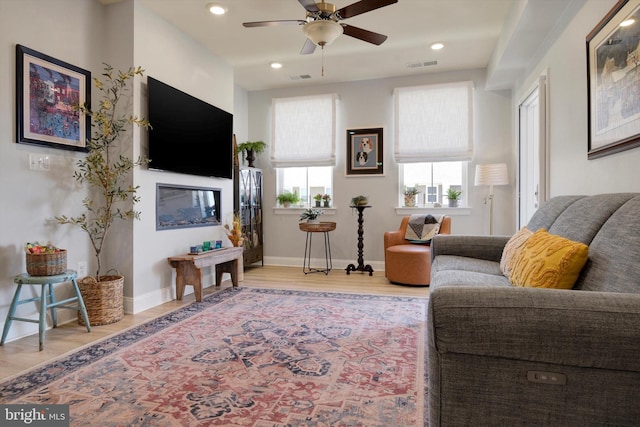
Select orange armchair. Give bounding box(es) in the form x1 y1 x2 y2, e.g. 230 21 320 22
384 216 451 286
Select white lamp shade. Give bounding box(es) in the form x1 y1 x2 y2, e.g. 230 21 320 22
475 163 509 186
303 20 343 46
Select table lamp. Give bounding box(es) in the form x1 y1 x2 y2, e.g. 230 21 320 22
475 163 509 235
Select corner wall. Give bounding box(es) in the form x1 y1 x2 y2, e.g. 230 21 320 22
0 0 237 345
515 0 640 196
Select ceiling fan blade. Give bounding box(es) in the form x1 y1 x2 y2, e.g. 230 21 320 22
298 0 320 13
300 38 317 55
243 20 306 28
336 0 397 19
342 24 387 45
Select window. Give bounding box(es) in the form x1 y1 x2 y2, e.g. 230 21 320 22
401 162 466 206
394 81 473 206
272 94 336 207
277 167 332 206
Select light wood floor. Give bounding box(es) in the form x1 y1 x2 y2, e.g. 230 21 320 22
0 265 429 382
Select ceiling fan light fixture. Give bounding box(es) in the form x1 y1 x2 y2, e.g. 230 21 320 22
303 20 343 47
430 42 444 50
270 62 282 69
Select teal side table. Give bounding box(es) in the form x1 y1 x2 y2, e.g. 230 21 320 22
1 269 91 351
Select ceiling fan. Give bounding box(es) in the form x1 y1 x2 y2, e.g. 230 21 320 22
242 0 398 55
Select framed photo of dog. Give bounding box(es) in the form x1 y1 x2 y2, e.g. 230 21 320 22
346 127 383 176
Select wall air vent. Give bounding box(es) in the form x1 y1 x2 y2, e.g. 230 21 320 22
407 60 438 69
289 74 313 80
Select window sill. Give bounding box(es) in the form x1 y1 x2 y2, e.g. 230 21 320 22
395 206 471 216
273 207 337 216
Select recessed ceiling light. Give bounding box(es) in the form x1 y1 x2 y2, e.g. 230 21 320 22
207 3 227 15
270 62 282 69
620 19 635 27
430 42 444 50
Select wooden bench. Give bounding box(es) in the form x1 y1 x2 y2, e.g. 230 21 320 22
167 246 244 302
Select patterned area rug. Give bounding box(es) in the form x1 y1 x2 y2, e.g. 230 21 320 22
0 288 428 426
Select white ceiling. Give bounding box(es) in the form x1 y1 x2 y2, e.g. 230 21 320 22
132 0 580 91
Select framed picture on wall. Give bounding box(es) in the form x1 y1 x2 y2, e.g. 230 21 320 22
587 0 640 159
346 127 384 176
16 44 91 152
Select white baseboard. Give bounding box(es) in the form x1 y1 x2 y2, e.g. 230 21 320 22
262 256 385 273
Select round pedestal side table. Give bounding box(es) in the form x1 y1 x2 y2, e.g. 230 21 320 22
299 221 336 275
346 205 374 276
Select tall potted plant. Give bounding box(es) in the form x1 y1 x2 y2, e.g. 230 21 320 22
56 64 150 325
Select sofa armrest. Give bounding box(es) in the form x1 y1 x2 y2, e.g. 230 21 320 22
430 234 510 263
428 286 640 372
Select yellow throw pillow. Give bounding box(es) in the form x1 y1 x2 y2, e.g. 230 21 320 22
500 226 533 279
509 229 589 289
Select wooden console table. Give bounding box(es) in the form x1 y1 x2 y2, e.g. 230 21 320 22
167 246 244 302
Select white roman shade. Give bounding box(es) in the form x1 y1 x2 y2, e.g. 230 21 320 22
271 93 337 168
394 81 473 163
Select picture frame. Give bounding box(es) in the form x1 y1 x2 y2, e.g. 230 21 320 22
16 44 91 152
587 0 640 159
346 127 384 176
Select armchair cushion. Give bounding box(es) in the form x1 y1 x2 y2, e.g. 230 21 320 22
404 214 443 242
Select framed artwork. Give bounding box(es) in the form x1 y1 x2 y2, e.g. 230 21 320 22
16 44 91 152
587 0 640 159
346 127 383 176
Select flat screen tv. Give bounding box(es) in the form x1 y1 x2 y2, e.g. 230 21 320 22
147 76 233 179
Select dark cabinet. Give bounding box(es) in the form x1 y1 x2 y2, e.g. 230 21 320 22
234 167 263 266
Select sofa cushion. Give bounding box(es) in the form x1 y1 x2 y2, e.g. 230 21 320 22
510 229 589 289
575 195 640 293
431 255 510 289
500 226 533 278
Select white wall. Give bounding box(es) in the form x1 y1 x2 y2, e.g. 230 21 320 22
248 69 514 268
515 0 640 196
0 0 237 343
0 0 106 343
130 1 235 312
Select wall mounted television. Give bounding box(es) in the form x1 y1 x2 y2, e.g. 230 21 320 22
147 76 233 179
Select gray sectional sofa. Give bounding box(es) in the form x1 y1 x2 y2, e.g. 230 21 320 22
427 193 640 426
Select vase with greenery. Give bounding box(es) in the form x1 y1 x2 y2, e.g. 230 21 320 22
277 190 299 207
236 140 267 167
447 188 462 207
403 187 420 207
56 64 150 280
313 193 322 207
322 193 331 207
299 208 324 223
350 195 368 207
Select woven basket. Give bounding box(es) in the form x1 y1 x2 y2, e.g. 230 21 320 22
26 250 67 276
77 274 124 326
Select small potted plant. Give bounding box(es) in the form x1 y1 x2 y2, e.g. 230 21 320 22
350 195 368 207
236 140 267 167
322 194 331 207
313 193 323 207
403 187 420 207
299 208 324 224
276 190 299 207
447 188 462 207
